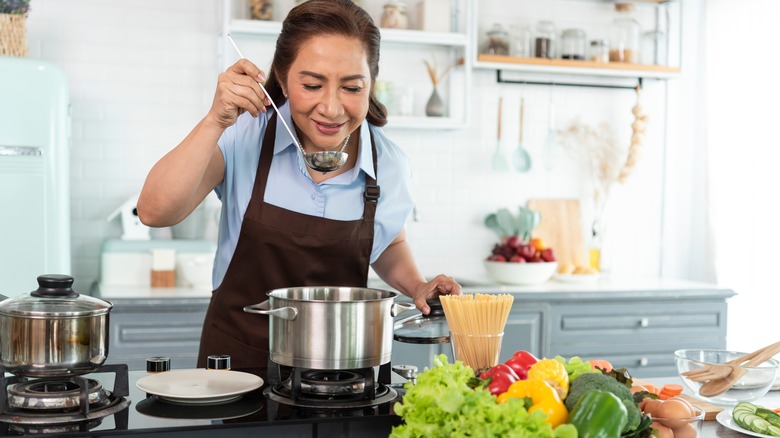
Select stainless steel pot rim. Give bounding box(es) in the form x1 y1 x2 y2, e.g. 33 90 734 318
266 286 399 302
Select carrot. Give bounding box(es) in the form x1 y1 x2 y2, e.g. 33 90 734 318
589 359 613 373
643 384 661 396
774 407 780 414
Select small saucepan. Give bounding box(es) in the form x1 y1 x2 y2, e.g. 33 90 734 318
0 275 113 377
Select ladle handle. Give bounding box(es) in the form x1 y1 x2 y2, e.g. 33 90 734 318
519 98 525 143
497 97 502 140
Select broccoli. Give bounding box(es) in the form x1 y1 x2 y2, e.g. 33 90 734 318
564 372 641 433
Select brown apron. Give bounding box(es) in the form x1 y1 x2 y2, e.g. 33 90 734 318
197 114 380 378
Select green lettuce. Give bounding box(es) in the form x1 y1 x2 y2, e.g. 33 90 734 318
390 355 577 438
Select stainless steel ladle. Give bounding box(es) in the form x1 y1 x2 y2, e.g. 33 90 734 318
227 34 349 173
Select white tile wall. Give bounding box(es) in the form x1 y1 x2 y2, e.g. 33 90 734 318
24 0 691 292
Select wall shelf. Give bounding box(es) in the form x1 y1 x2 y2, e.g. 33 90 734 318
475 54 680 80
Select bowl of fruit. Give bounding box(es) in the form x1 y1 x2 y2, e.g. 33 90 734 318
484 236 557 285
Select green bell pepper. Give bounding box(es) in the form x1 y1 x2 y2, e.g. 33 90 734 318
568 390 628 438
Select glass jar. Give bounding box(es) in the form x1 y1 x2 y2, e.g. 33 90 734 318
534 20 556 59
560 28 586 60
589 39 609 63
483 23 510 56
380 1 409 29
609 3 640 63
641 29 667 65
510 24 532 58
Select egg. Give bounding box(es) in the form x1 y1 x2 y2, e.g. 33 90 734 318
656 399 696 429
642 398 663 416
668 396 695 416
672 424 699 438
651 421 674 438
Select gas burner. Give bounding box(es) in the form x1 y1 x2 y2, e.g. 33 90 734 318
264 384 397 409
283 370 368 396
0 364 131 428
8 378 109 411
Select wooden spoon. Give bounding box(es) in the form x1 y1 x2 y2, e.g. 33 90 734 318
698 342 780 398
683 341 780 382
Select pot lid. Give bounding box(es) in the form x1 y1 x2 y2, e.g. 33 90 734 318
393 299 450 344
0 275 113 317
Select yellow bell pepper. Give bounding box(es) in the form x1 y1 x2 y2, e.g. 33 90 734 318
527 358 570 400
496 379 568 427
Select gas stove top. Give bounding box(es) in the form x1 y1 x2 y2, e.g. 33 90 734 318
0 367 402 437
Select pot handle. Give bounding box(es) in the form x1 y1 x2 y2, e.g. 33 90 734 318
391 302 416 317
243 301 298 320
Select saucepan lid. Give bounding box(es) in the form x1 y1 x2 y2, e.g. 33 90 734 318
393 299 450 344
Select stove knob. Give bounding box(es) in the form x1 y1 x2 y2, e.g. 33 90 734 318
147 357 171 373
207 354 232 370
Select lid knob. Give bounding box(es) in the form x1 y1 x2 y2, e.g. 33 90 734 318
30 275 79 298
146 357 171 373
207 354 231 370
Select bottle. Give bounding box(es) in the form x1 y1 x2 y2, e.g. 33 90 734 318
560 28 587 60
483 23 510 56
588 220 601 271
534 20 556 59
610 3 640 63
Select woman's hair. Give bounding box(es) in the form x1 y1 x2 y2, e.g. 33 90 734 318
264 0 387 126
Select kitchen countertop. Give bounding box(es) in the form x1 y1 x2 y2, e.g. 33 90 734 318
94 276 733 300
2 369 775 437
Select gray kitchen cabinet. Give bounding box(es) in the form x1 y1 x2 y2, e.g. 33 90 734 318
106 297 210 371
98 281 734 378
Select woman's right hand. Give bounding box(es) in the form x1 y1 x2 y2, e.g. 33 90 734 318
208 58 272 129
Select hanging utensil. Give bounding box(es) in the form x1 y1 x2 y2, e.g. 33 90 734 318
227 34 348 173
511 98 532 172
543 87 557 171
491 97 509 171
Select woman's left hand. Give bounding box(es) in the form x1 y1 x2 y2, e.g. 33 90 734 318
410 274 461 315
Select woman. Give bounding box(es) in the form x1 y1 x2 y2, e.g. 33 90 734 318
137 0 460 374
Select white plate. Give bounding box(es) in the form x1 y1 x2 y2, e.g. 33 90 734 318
553 273 600 284
136 369 263 405
716 410 773 438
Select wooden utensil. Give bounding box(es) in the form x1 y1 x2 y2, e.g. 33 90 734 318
698 342 780 397
491 97 509 171
526 199 585 267
682 341 780 382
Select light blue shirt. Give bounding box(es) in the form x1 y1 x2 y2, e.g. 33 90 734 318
212 103 414 289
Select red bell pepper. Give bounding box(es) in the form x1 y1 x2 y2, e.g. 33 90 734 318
504 350 539 379
479 363 519 396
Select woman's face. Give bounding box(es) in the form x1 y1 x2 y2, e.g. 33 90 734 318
283 34 371 152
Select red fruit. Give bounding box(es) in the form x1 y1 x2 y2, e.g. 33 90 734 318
541 248 556 262
506 235 522 250
509 255 526 263
518 244 536 261
488 254 507 262
528 254 543 263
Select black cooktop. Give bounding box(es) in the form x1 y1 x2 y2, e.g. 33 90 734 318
0 368 403 438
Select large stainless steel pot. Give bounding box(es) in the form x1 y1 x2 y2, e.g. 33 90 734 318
244 286 415 370
0 275 113 377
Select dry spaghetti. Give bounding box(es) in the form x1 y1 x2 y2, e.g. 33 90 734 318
440 293 514 371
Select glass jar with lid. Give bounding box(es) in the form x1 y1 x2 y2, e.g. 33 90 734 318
641 29 667 65
380 1 409 29
510 24 532 58
560 28 587 60
609 2 640 63
483 23 510 56
534 20 556 59
589 39 609 63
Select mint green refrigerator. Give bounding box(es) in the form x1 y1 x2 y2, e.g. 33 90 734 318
0 56 71 298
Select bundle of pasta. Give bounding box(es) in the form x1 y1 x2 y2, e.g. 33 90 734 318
440 294 514 371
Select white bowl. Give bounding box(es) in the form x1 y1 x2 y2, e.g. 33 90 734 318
483 261 557 285
177 255 214 290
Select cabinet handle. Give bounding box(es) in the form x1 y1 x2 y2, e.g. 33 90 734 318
639 317 649 328
638 357 649 366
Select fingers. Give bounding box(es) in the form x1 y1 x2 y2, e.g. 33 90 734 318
210 59 271 126
228 58 271 106
413 275 462 315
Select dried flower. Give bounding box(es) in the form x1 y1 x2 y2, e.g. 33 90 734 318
0 0 30 16
423 56 453 87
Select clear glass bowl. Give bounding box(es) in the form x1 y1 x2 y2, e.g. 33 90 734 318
674 349 778 405
652 406 704 437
